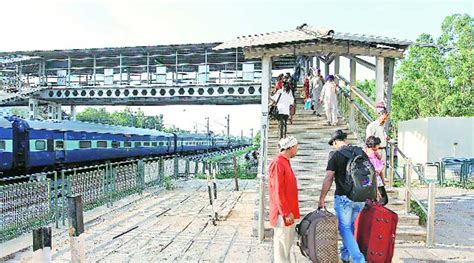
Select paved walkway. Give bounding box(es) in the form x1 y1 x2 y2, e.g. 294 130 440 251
2 180 474 262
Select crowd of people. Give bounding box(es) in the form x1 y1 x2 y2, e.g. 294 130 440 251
270 68 341 139
267 103 392 262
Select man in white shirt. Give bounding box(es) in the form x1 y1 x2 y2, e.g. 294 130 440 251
271 86 295 139
366 107 390 172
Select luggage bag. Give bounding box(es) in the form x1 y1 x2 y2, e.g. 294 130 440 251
354 201 398 263
296 209 338 263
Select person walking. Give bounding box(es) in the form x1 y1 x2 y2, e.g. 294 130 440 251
271 83 294 139
366 104 390 165
320 75 339 126
365 136 389 205
318 130 366 263
268 136 300 263
273 74 284 94
311 69 324 116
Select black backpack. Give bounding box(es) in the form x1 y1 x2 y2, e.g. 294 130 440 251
338 146 377 202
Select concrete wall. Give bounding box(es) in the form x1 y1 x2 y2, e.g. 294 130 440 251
398 117 474 164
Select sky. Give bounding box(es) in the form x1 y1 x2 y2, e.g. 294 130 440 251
1 0 472 136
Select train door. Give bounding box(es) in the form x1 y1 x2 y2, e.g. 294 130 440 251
12 119 29 169
54 132 65 162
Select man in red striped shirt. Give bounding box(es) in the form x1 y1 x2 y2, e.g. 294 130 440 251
268 136 300 263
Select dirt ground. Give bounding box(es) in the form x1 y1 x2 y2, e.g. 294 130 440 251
2 181 473 262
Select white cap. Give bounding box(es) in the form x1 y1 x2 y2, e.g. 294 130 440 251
278 136 298 150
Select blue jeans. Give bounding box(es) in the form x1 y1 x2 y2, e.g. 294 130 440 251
334 195 365 263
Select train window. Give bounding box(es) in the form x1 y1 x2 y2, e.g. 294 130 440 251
124 141 132 148
144 142 150 147
36 140 46 151
0 140 5 150
112 141 120 148
134 142 142 147
97 141 108 148
158 142 164 146
79 141 91 149
151 142 157 147
55 140 64 150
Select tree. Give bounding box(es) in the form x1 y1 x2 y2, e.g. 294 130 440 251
253 130 261 148
391 14 474 125
77 107 164 130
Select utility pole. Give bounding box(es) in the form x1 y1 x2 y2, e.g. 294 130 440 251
241 130 243 141
205 117 210 135
250 128 254 141
225 114 230 145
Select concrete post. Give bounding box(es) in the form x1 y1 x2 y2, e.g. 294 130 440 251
324 61 330 77
159 157 165 184
375 56 385 105
315 57 321 70
68 195 85 263
349 58 356 131
405 162 412 215
70 105 77 121
258 55 272 241
389 144 395 188
173 157 179 178
427 182 436 247
29 98 38 120
334 56 340 76
32 227 52 263
56 104 62 120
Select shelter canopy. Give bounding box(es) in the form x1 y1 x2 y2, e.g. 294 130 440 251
214 25 412 58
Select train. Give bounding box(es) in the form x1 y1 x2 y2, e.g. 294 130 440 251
0 116 250 175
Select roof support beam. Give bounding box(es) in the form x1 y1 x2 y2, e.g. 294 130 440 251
375 56 385 105
345 55 376 71
245 43 404 59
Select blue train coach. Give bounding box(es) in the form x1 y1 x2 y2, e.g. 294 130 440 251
0 117 13 171
23 119 175 168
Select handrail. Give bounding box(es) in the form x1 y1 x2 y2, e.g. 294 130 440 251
336 77 429 218
336 74 376 112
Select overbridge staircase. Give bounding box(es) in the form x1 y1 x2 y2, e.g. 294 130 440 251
255 96 426 246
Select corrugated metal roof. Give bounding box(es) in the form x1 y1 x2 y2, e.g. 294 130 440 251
26 119 173 137
214 25 412 50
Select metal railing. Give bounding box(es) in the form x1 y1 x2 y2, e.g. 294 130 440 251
0 146 250 242
0 156 201 242
336 75 436 245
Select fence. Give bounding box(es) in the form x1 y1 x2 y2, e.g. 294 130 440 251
0 156 197 242
0 147 249 242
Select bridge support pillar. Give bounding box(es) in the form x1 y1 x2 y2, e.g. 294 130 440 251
70 105 77 121
47 103 62 120
257 55 272 241
29 98 38 120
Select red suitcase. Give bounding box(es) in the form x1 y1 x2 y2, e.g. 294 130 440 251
354 201 398 263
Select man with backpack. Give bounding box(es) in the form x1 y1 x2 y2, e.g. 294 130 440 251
268 136 300 263
318 130 375 263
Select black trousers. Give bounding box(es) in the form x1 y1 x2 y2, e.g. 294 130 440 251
378 186 389 206
277 114 289 139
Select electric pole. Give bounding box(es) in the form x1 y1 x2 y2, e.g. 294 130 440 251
225 114 230 145
205 117 210 135
250 128 254 141
241 130 243 142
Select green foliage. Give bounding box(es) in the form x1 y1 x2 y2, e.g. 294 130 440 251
162 176 175 190
391 14 474 125
410 200 427 226
253 130 261 148
76 107 165 130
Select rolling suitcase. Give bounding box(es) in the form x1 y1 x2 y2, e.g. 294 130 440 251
296 209 338 263
354 201 398 263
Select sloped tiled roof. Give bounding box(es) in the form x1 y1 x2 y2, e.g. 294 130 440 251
214 25 412 50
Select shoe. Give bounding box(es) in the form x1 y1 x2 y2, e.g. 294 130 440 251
312 111 316 115
316 114 322 117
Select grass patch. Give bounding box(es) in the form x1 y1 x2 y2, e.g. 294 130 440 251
410 200 427 226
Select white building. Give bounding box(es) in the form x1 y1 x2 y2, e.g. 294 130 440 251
397 117 474 164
